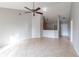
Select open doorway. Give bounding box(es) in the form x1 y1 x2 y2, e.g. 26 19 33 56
59 16 71 40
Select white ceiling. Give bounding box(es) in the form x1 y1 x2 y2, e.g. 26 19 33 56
0 2 32 11
0 2 59 10
0 2 72 21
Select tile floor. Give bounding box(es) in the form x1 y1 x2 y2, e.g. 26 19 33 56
0 37 78 57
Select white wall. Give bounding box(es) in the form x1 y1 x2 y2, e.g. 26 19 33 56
0 7 43 47
70 2 79 56
0 7 32 47
43 30 59 38
70 20 73 42
32 14 42 38
37 2 71 22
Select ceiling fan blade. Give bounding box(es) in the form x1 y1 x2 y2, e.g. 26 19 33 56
34 7 40 11
24 7 32 11
25 11 31 13
36 12 43 14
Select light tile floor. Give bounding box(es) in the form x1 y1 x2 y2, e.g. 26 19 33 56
0 37 78 57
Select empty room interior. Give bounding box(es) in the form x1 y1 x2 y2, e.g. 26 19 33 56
0 2 79 57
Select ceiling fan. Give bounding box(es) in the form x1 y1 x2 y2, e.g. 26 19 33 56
19 2 43 16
